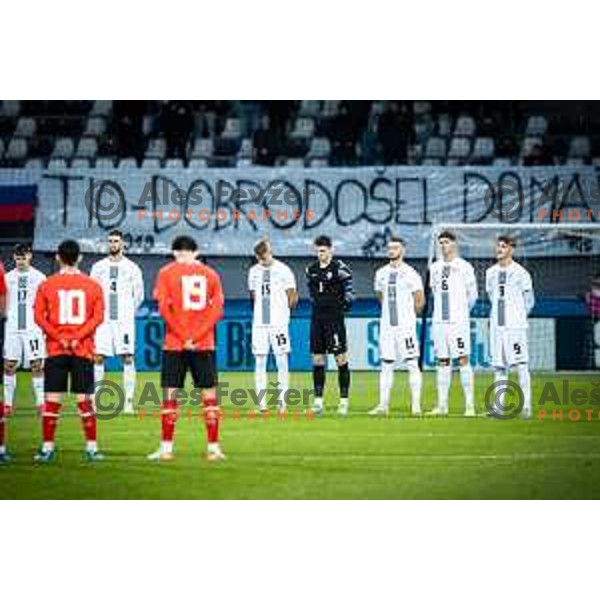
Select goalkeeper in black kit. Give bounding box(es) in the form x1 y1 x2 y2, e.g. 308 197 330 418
305 235 354 417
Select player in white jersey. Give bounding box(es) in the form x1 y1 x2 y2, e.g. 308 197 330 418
90 229 144 415
486 235 535 419
429 230 478 417
3 244 46 414
369 236 424 417
248 239 297 412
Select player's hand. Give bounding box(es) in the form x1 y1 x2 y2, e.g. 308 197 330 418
4 404 13 417
70 339 79 350
60 339 71 350
184 339 196 351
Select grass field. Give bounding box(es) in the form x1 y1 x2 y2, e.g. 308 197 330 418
2 370 600 499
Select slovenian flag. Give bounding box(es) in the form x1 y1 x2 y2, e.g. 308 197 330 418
0 184 36 222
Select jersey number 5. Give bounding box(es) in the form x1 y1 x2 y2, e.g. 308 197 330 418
182 275 207 311
58 290 86 325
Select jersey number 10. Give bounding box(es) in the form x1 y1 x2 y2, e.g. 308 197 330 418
58 290 86 325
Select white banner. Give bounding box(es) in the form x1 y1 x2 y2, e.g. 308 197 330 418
32 165 600 257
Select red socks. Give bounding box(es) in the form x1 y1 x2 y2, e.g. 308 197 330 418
203 393 219 444
77 399 97 444
161 398 178 443
42 400 61 444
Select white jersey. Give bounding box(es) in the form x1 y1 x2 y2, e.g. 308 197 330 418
90 256 144 323
374 262 423 331
430 257 477 324
486 261 533 329
5 266 46 332
248 259 296 328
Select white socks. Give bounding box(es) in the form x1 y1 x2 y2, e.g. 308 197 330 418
123 362 136 401
407 360 422 414
254 354 268 409
3 373 16 407
436 365 451 412
517 363 531 413
274 353 289 408
379 361 394 409
459 364 474 412
32 375 45 407
378 360 421 413
94 363 105 384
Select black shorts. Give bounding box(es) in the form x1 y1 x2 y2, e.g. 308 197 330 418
161 350 218 390
45 355 95 394
310 317 348 355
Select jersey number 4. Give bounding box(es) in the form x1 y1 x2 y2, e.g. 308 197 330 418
182 275 207 311
58 290 86 325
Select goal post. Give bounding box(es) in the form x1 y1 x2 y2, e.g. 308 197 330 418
418 222 600 373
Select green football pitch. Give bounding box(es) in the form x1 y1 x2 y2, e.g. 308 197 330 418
2 371 600 499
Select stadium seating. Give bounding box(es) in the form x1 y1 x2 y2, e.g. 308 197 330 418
1 100 600 168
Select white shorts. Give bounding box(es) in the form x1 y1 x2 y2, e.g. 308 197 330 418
432 321 471 360
252 325 290 356
3 328 46 366
95 321 136 357
490 327 529 367
379 326 419 362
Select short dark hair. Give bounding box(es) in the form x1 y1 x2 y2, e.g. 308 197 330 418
254 238 271 257
57 240 80 266
389 236 405 246
172 235 198 252
437 230 456 242
314 235 332 248
108 229 124 239
497 234 517 248
13 243 32 256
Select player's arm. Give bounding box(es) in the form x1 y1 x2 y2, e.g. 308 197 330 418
154 272 187 344
522 272 535 315
374 271 384 305
0 262 6 318
191 272 225 345
73 283 105 341
248 268 256 302
287 288 298 309
412 271 425 315
286 268 298 309
34 283 61 340
338 261 354 311
133 264 145 310
305 264 318 300
413 290 425 315
465 264 478 311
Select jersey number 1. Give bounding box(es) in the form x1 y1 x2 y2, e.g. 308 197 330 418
58 290 86 325
182 275 207 311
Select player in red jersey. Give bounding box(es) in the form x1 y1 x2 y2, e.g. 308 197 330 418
0 260 8 463
148 235 225 462
33 240 105 462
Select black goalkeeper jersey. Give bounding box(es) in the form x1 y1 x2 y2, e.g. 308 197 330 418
305 258 354 319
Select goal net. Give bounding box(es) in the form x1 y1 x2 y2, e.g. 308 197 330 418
422 223 600 372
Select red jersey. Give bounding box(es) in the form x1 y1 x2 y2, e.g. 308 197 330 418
34 270 105 359
153 260 224 351
0 261 6 316
0 261 6 295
